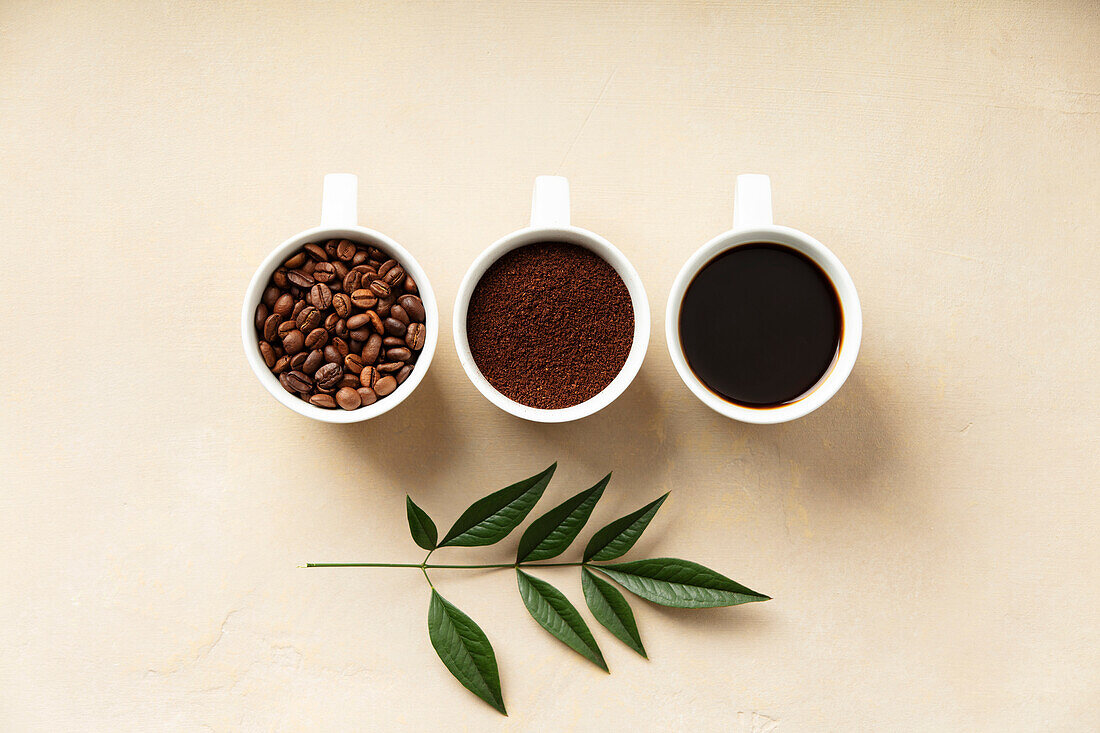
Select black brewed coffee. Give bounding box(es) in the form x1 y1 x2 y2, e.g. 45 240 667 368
679 243 842 407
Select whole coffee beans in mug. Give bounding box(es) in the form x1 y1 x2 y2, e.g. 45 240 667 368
253 239 427 410
465 242 634 409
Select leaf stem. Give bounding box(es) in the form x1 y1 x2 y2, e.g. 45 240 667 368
305 561 587 569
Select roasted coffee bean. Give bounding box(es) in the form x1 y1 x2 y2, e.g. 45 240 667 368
286 370 312 392
304 243 327 261
349 328 371 341
263 314 282 342
324 313 340 331
259 341 276 367
315 363 342 391
404 276 417 294
345 354 365 374
287 270 315 288
282 329 305 354
303 349 324 375
352 250 368 265
262 286 280 308
332 292 353 317
374 375 397 396
357 387 378 406
368 279 390 298
255 303 269 330
290 351 308 370
398 295 425 321
273 293 294 318
378 259 397 276
331 336 350 358
389 304 410 325
310 393 337 409
377 361 403 373
384 318 407 337
396 365 413 384
359 366 379 388
338 374 360 389
312 261 336 283
350 289 377 309
333 318 348 338
324 240 339 258
272 268 288 288
309 283 333 309
278 372 295 393
285 252 306 269
405 322 426 350
305 327 329 349
383 336 405 348
336 239 356 261
296 306 322 332
383 265 406 286
375 294 395 317
346 313 371 331
366 310 385 334
335 386 361 410
333 261 349 280
301 259 317 275
386 346 412 362
343 269 364 292
291 299 306 319
277 320 297 338
367 246 386 260
272 355 290 375
323 345 340 364
362 333 383 364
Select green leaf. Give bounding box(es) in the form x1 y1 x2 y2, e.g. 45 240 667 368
594 558 770 609
427 589 507 715
439 463 556 547
583 492 669 562
516 474 609 563
516 570 607 672
581 568 646 658
405 496 437 550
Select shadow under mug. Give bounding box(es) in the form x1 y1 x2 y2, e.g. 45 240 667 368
453 176 650 423
241 174 439 423
665 174 862 424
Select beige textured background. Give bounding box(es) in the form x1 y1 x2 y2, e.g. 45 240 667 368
2 1 1098 730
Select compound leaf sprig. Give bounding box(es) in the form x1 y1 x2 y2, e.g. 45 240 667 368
306 463 769 715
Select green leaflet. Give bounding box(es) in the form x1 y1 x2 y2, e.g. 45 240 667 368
581 567 646 658
516 570 607 672
595 558 770 609
427 590 506 715
583 492 669 562
440 463 556 547
405 496 437 550
516 474 609 563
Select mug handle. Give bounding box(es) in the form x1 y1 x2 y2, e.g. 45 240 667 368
733 174 773 229
321 173 358 228
530 175 570 227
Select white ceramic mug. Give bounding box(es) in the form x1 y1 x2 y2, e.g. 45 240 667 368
665 174 861 424
453 176 650 423
241 174 439 423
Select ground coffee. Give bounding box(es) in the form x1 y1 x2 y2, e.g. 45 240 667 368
466 242 634 409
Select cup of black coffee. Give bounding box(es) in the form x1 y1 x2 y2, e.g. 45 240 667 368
665 175 861 423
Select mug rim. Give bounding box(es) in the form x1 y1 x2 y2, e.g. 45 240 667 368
453 225 650 423
241 224 439 424
665 224 861 424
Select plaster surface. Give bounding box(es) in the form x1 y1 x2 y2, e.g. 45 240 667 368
1 1 1097 730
